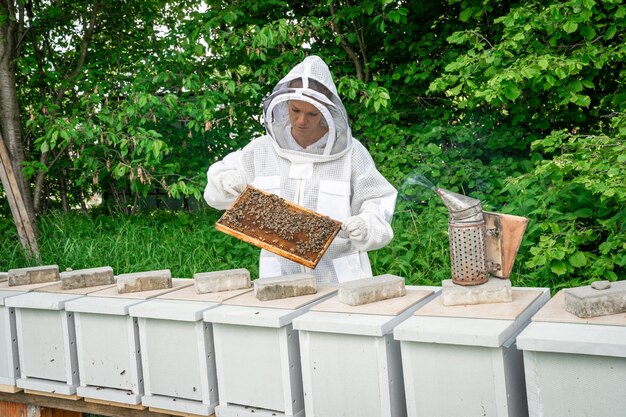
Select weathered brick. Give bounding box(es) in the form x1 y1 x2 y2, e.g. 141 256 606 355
254 273 317 301
61 266 115 290
194 268 250 293
117 269 172 294
442 278 512 306
8 265 60 287
338 275 406 306
564 280 626 318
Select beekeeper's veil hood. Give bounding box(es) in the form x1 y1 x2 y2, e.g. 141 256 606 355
263 55 352 161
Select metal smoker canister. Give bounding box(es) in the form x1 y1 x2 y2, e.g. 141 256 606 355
436 188 488 286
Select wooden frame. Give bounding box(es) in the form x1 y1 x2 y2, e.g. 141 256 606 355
216 186 341 269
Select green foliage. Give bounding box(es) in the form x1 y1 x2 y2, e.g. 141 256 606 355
371 202 450 286
501 121 626 288
2 0 625 289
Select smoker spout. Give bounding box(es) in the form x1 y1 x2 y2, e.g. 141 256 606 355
435 188 484 223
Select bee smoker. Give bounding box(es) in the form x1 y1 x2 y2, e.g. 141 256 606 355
435 187 529 286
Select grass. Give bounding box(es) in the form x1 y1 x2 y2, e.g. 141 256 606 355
0 205 454 284
0 209 259 277
0 204 559 290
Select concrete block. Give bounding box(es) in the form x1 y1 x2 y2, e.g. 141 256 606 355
564 280 626 318
254 273 317 301
194 268 250 293
117 269 172 294
0 272 7 282
337 274 406 306
442 277 512 306
60 266 115 290
8 265 60 286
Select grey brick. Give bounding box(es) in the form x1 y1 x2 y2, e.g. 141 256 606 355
564 280 626 318
254 273 317 301
194 268 250 293
442 278 513 306
61 266 115 290
338 274 406 306
8 265 60 286
117 269 172 294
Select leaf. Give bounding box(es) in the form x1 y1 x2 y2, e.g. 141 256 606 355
569 252 587 268
502 83 521 101
603 25 617 40
551 261 567 275
580 25 596 40
425 143 442 156
563 21 578 34
459 7 474 22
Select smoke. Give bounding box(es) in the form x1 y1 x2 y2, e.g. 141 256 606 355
398 173 437 204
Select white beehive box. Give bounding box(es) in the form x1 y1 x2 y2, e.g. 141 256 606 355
128 283 251 416
0 290 24 392
394 287 550 417
0 280 74 393
64 278 193 405
203 285 337 417
516 290 626 417
5 290 85 396
292 285 439 417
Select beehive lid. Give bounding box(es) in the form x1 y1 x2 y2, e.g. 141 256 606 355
216 186 341 268
0 290 25 305
85 278 193 300
293 286 438 337
65 296 145 315
4 292 84 310
532 290 626 326
129 299 219 322
154 281 252 303
204 285 337 328
394 288 550 347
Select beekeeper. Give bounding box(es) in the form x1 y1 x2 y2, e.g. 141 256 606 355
204 55 397 283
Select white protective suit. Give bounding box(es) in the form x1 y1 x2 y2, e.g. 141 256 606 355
204 55 397 283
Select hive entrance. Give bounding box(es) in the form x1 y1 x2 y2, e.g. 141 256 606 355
216 186 341 269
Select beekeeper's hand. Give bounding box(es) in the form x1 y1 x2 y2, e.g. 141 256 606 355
342 216 369 243
221 171 246 196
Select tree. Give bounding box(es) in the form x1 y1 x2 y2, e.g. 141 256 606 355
1 0 39 256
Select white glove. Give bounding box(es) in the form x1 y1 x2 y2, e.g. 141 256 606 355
221 171 246 196
342 216 369 242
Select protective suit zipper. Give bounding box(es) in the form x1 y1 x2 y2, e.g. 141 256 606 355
294 179 309 274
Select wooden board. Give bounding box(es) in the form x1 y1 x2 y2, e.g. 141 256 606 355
0 384 21 394
532 290 626 326
0 391 179 416
216 186 341 269
222 284 337 310
414 288 543 321
0 281 61 292
86 278 193 299
24 390 81 401
311 287 435 316
148 407 213 417
155 283 252 303
84 397 146 410
33 282 117 295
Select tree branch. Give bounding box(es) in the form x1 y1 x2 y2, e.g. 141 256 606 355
329 2 364 82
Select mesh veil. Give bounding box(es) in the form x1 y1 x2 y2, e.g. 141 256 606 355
263 55 352 160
